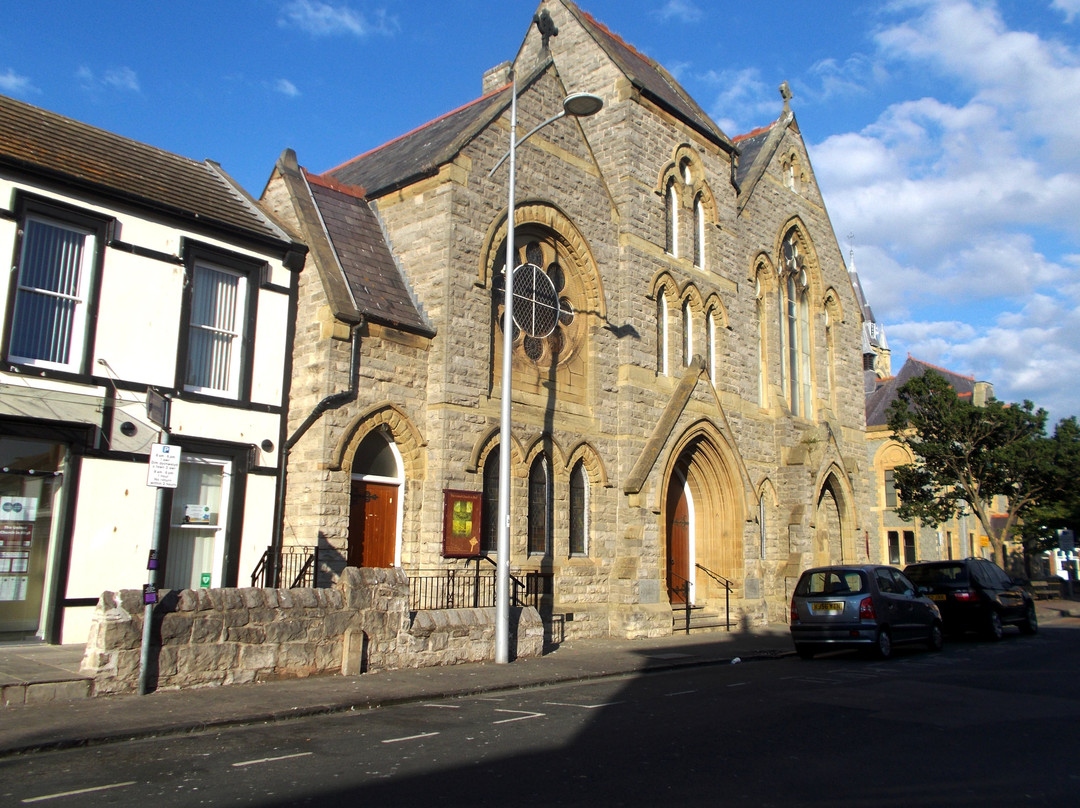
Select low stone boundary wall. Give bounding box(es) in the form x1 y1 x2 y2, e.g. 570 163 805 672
80 567 543 695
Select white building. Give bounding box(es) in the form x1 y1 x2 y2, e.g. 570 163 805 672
0 95 305 644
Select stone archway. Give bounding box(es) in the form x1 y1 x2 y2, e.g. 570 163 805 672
662 429 743 606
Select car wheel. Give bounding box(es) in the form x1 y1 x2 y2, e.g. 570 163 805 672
1020 603 1038 635
795 644 816 660
926 621 944 652
873 628 893 660
986 609 1004 641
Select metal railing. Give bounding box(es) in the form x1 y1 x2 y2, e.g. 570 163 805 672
250 545 320 589
407 558 552 611
670 563 734 634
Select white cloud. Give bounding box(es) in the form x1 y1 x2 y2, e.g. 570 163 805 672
701 67 778 134
279 1 396 37
274 78 300 97
812 0 1080 419
0 68 35 95
654 0 704 23
1053 0 1080 22
76 65 140 93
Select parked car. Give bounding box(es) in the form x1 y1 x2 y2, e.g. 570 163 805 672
790 564 943 660
904 558 1037 640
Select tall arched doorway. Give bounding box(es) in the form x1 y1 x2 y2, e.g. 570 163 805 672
348 430 403 568
813 475 846 566
665 468 695 604
663 428 743 607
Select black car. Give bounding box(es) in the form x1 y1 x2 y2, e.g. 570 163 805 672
904 558 1037 640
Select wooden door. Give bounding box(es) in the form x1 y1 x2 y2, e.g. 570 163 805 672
348 481 398 568
666 480 691 604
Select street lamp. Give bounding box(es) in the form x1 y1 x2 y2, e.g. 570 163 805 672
488 73 602 664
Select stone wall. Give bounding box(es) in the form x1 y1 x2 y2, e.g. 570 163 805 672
80 567 543 695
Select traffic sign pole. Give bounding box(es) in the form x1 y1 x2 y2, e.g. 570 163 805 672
139 436 177 695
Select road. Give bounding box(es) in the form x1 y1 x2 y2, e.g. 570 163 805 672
3 621 1079 807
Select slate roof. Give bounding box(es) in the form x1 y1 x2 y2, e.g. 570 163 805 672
567 3 732 149
326 90 510 199
0 93 290 247
866 356 978 428
304 173 432 335
732 126 772 188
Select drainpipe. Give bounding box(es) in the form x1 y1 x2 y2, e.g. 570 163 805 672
270 321 361 586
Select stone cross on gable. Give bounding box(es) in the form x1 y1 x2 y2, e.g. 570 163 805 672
534 9 559 51
780 81 793 111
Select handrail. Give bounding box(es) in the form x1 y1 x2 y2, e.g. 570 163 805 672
670 565 733 634
466 555 529 607
669 569 693 633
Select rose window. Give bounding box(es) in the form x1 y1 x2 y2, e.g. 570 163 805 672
494 236 580 367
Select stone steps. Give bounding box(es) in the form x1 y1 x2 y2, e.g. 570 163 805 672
671 605 732 634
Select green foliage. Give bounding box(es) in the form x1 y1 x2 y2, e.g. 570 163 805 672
1017 416 1080 548
886 371 1051 565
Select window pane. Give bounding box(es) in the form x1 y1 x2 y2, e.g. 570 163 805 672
186 264 243 394
903 531 916 565
888 531 900 565
10 218 90 367
164 458 227 590
482 454 499 553
569 462 587 556
528 457 548 555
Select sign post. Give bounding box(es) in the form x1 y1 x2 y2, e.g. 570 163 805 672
139 392 175 695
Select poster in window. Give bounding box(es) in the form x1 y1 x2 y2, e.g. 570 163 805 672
442 489 482 558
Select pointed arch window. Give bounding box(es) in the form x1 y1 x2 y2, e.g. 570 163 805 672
482 451 500 553
569 460 589 556
780 234 812 418
693 194 706 269
682 299 693 367
707 310 716 383
759 493 768 559
528 455 550 556
756 276 767 407
665 178 678 257
657 290 670 376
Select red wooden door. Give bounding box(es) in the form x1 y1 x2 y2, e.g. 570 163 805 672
666 481 690 604
348 481 398 568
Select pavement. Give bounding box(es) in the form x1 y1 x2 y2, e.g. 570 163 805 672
1 598 1077 759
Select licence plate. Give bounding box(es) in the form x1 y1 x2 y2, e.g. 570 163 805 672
811 601 844 613
929 594 946 601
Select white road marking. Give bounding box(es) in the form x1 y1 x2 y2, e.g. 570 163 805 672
543 701 624 709
382 732 440 744
22 782 136 803
493 709 545 724
232 752 314 768
424 703 461 709
664 690 697 697
727 682 748 687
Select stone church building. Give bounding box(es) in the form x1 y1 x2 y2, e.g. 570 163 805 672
261 0 872 638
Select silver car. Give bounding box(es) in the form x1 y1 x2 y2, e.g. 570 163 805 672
789 564 943 660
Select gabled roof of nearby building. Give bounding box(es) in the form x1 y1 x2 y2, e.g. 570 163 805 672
866 356 978 428
304 172 432 335
562 1 732 150
0 93 294 249
326 89 511 199
732 108 798 212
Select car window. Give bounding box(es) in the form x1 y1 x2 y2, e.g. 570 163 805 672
984 562 1011 588
891 569 916 595
875 568 897 594
905 563 967 585
797 570 867 596
971 561 994 588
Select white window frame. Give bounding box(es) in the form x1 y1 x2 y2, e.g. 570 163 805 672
8 215 95 372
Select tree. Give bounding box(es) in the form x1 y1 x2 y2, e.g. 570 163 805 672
886 371 1052 568
1016 417 1080 567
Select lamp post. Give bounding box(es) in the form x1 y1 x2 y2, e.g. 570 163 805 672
489 72 603 664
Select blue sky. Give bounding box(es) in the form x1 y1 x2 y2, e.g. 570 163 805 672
3 0 1079 424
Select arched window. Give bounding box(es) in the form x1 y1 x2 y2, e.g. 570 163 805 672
482 451 500 553
755 276 767 407
682 299 693 366
707 310 716 382
780 234 812 418
665 178 678 257
569 460 589 556
528 455 550 556
759 493 767 559
680 157 693 185
694 195 705 269
657 290 669 376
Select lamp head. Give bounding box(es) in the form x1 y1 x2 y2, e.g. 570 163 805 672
562 92 604 118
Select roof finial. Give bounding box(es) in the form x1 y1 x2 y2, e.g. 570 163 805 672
534 9 559 52
779 80 793 112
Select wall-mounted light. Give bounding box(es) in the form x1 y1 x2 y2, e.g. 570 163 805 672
120 421 137 437
261 439 275 453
